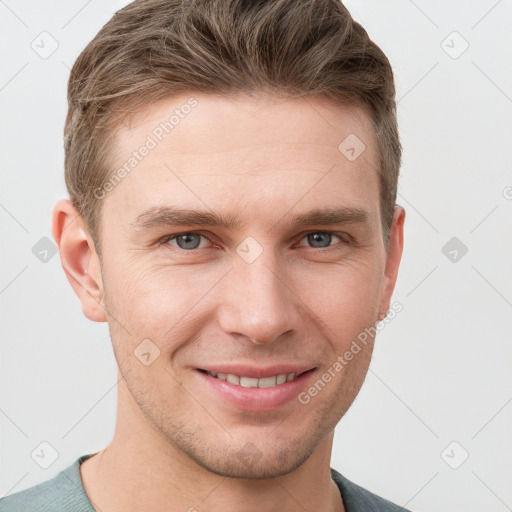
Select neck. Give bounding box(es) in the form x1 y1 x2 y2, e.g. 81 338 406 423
80 380 345 512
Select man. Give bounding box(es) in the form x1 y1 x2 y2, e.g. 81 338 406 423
1 0 408 510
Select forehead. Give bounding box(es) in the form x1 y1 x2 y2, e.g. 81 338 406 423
103 92 380 230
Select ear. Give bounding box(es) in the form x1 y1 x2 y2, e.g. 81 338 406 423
378 205 405 320
52 199 107 322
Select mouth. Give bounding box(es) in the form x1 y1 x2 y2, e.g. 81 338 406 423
197 368 313 388
195 366 317 411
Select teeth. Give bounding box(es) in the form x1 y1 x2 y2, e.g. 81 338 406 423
258 376 276 388
240 376 259 388
226 374 239 385
207 371 301 388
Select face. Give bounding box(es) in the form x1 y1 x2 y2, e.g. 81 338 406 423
89 93 403 478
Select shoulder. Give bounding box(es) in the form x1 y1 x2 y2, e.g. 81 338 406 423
0 456 95 512
331 467 413 512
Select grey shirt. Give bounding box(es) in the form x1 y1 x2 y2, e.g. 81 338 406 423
0 454 411 511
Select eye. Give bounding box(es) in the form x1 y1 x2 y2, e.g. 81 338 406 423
298 231 350 249
162 232 211 250
159 230 351 252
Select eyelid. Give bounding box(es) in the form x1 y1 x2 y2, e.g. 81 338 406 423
160 231 215 249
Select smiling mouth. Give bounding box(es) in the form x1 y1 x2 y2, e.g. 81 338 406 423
197 369 313 388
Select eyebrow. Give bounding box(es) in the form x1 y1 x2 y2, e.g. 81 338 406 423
130 205 370 232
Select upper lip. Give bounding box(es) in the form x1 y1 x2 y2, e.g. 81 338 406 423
196 365 315 379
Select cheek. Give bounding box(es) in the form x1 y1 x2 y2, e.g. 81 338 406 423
294 257 383 333
102 259 223 352
102 245 384 356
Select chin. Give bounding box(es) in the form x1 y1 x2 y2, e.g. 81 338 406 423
187 445 313 480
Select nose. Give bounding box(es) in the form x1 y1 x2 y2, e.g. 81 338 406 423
216 251 302 345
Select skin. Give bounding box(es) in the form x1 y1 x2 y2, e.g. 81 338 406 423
52 92 405 512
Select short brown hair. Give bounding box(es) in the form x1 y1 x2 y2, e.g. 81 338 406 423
64 0 401 254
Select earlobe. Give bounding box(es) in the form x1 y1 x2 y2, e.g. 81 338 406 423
378 205 406 320
52 199 107 323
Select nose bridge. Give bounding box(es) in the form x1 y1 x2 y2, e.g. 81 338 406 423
218 246 300 345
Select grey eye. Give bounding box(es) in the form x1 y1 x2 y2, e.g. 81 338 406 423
175 233 202 250
307 233 332 248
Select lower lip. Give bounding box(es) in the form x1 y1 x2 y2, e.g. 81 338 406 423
195 369 316 412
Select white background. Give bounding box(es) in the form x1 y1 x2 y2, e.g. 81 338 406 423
1 1 511 511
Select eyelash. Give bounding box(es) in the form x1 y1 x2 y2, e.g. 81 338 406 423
159 231 352 251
